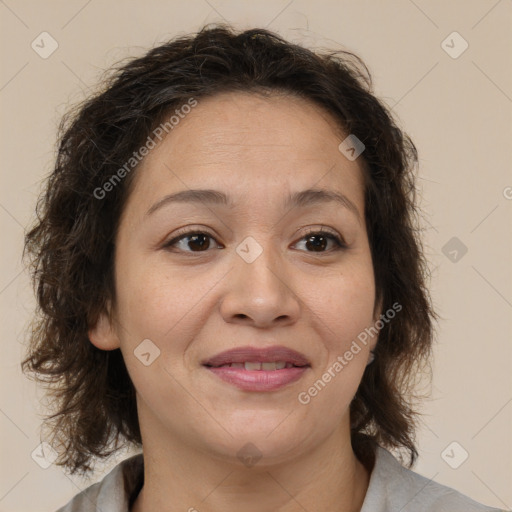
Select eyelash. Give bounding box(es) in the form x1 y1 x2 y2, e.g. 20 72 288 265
162 227 347 255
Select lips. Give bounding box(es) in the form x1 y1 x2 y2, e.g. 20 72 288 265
202 346 310 368
202 346 311 391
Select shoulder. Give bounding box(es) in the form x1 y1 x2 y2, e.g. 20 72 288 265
55 453 144 512
361 445 504 512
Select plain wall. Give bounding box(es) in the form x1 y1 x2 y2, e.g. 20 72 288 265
1 1 511 510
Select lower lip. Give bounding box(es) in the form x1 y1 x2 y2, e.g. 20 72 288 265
204 366 309 391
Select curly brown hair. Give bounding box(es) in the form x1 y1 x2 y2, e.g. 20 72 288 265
21 23 437 475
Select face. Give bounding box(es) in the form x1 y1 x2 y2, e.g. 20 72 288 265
90 91 381 466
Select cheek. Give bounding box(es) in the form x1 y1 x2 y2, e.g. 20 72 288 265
114 250 189 337
296 267 375 424
113 259 200 414
113 252 221 371
308 258 376 348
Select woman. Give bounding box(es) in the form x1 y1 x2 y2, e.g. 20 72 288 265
22 24 503 512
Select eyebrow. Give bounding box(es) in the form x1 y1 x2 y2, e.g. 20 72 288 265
145 187 361 222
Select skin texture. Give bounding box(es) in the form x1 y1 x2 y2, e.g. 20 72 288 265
89 91 382 511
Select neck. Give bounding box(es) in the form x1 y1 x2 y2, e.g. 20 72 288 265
131 411 372 512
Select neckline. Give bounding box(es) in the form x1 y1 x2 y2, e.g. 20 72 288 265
124 445 383 510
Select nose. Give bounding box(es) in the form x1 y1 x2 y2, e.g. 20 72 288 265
219 241 301 328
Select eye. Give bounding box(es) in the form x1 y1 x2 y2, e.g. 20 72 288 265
162 229 219 253
293 228 346 253
162 227 346 254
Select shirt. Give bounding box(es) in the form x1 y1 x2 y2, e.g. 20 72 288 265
55 445 505 511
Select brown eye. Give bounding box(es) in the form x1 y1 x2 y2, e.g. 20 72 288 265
305 234 328 252
183 233 212 251
163 229 346 255
294 230 346 253
163 231 219 252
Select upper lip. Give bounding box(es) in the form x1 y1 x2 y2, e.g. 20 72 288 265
202 346 310 367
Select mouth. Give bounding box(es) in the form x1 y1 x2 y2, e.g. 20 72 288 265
202 346 310 391
205 361 302 370
202 345 310 367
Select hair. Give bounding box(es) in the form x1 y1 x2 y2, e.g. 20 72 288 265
21 23 437 475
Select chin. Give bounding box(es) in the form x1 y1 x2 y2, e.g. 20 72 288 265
197 420 312 468
206 438 304 469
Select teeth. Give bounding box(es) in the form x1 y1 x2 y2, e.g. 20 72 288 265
218 361 293 370
215 361 298 370
245 362 262 370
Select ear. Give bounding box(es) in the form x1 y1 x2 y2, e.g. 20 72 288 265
369 294 384 352
88 303 121 351
372 293 383 323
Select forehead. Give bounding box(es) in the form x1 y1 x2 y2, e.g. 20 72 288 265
124 91 366 218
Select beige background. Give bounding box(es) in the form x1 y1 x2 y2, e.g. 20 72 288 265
1 1 511 510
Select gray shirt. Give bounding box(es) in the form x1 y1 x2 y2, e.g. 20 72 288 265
56 445 504 511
